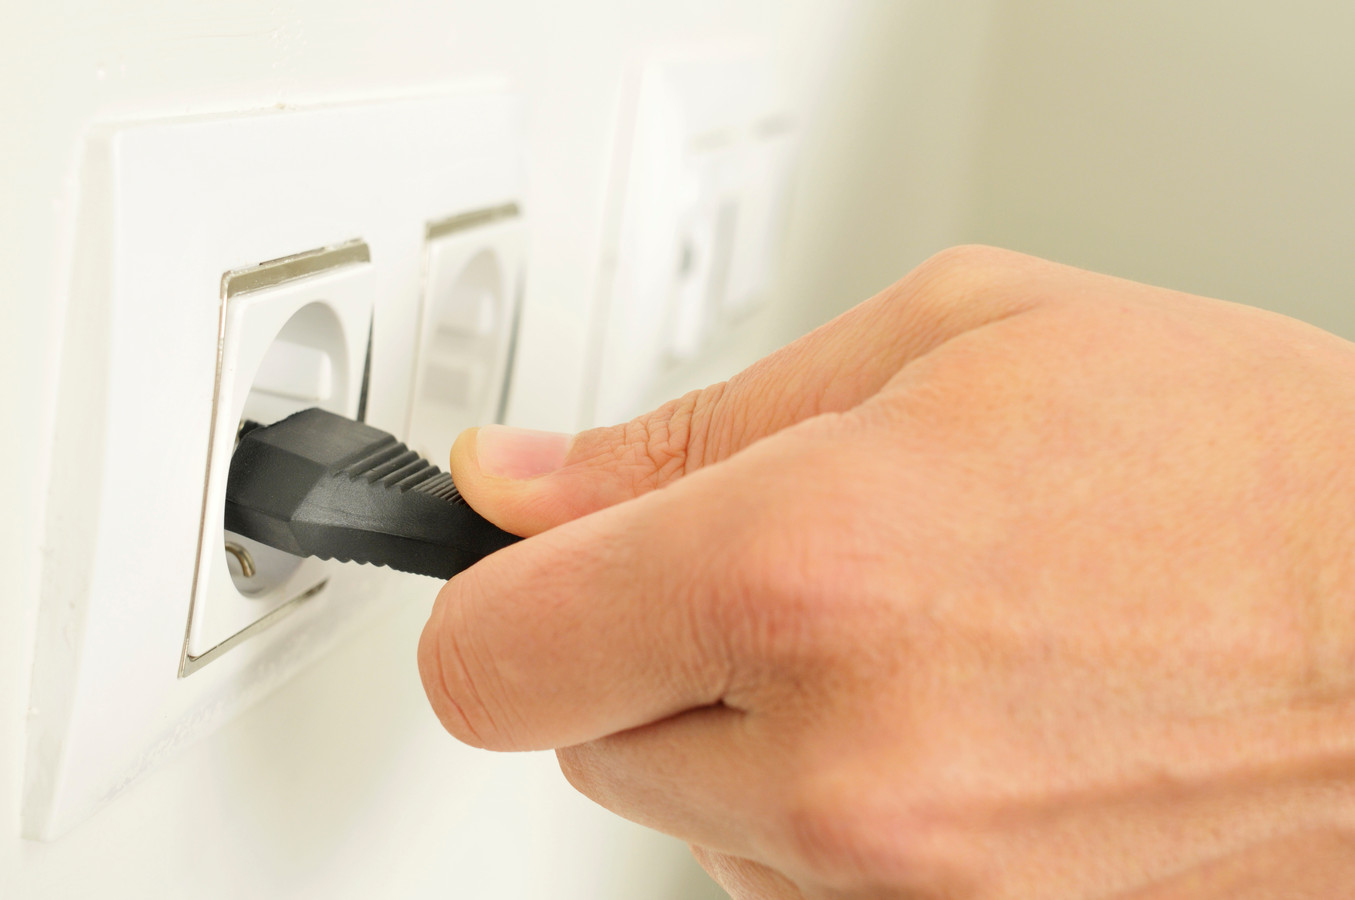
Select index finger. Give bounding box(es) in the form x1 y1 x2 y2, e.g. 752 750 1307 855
418 449 754 751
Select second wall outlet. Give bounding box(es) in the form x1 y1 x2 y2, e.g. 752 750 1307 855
408 207 526 464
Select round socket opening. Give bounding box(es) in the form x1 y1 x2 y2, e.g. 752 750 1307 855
223 301 351 596
407 248 507 461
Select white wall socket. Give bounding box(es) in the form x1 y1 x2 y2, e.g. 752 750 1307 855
187 244 376 670
26 92 525 838
408 209 527 464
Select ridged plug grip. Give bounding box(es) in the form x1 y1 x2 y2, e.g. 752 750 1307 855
224 408 520 579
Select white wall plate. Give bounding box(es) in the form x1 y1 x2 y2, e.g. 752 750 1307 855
589 47 799 423
26 91 525 839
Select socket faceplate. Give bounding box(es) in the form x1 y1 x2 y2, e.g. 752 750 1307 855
26 92 525 838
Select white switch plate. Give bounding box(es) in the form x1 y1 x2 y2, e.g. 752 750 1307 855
26 91 525 838
589 46 798 423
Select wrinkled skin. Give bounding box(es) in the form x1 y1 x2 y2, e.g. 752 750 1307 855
419 247 1355 898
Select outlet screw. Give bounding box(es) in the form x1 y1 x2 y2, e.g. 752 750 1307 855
224 542 257 579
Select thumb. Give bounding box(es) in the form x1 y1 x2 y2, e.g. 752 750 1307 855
450 245 1043 536
448 388 730 536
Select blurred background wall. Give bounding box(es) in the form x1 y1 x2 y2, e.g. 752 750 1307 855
682 0 1355 407
3 1 1353 897
777 0 1355 344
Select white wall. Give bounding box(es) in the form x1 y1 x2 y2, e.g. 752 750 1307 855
770 0 1355 341
8 1 1354 896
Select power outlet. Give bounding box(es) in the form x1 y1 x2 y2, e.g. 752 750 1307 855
407 207 526 464
26 92 525 838
183 243 376 673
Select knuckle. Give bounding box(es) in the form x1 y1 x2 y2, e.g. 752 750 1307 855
554 745 589 791
688 846 790 899
626 394 697 487
782 789 876 885
570 382 730 493
417 589 508 750
717 472 879 676
555 743 609 804
623 383 725 484
687 843 718 870
827 244 1044 385
906 244 1020 297
887 244 1037 329
779 776 979 896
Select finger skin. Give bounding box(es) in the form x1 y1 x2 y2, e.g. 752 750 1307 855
420 407 908 751
449 245 1045 537
418 456 744 750
1118 829 1355 900
555 705 765 857
418 493 727 749
691 844 805 900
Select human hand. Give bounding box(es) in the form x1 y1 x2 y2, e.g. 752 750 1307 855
419 247 1355 898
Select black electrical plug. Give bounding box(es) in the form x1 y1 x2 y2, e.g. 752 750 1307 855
224 407 519 580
